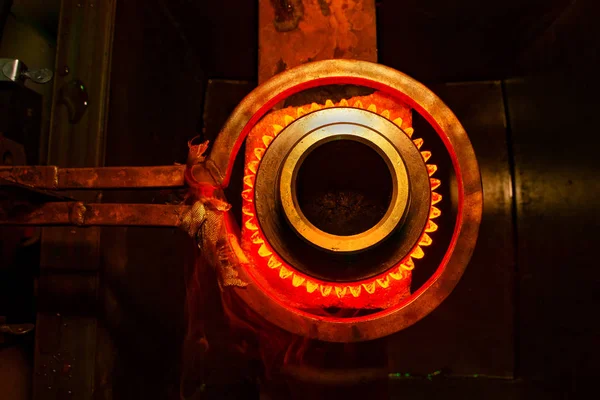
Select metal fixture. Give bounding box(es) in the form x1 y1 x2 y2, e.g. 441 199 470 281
0 59 53 85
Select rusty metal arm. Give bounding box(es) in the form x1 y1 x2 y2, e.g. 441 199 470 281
1 202 190 227
0 165 194 227
0 165 186 189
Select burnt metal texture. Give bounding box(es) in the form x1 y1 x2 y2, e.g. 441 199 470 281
259 0 377 83
0 165 186 189
1 202 189 227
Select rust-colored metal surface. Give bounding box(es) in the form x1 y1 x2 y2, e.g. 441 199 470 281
2 203 189 227
258 0 377 83
0 165 186 189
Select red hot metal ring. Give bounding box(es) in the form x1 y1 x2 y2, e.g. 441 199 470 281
189 60 482 342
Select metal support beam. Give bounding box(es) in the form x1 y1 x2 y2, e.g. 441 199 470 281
1 203 189 227
0 165 186 189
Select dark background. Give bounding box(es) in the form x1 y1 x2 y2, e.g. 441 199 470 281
1 0 599 398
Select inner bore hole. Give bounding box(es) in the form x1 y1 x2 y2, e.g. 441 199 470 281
295 140 393 236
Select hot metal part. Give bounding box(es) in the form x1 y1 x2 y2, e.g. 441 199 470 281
187 59 482 342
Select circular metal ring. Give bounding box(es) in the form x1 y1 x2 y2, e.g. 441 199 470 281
254 107 430 282
280 123 410 253
196 60 483 342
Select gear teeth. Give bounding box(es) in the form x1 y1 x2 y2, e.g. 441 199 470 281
425 220 438 233
262 135 273 147
306 280 319 293
389 269 403 280
320 285 332 297
284 115 295 126
242 204 254 216
377 276 390 288
250 231 263 244
241 189 253 202
427 164 438 176
258 244 272 257
279 266 293 279
254 147 265 160
243 175 254 188
362 282 376 294
419 233 433 247
292 274 305 287
241 97 444 300
247 160 259 174
245 218 258 231
272 124 284 135
267 256 281 269
401 258 415 271
411 246 425 259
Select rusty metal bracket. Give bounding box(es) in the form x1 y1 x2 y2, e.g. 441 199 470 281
1 202 190 227
0 165 186 189
0 165 193 227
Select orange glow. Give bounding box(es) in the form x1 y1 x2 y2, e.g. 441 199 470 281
239 93 441 308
